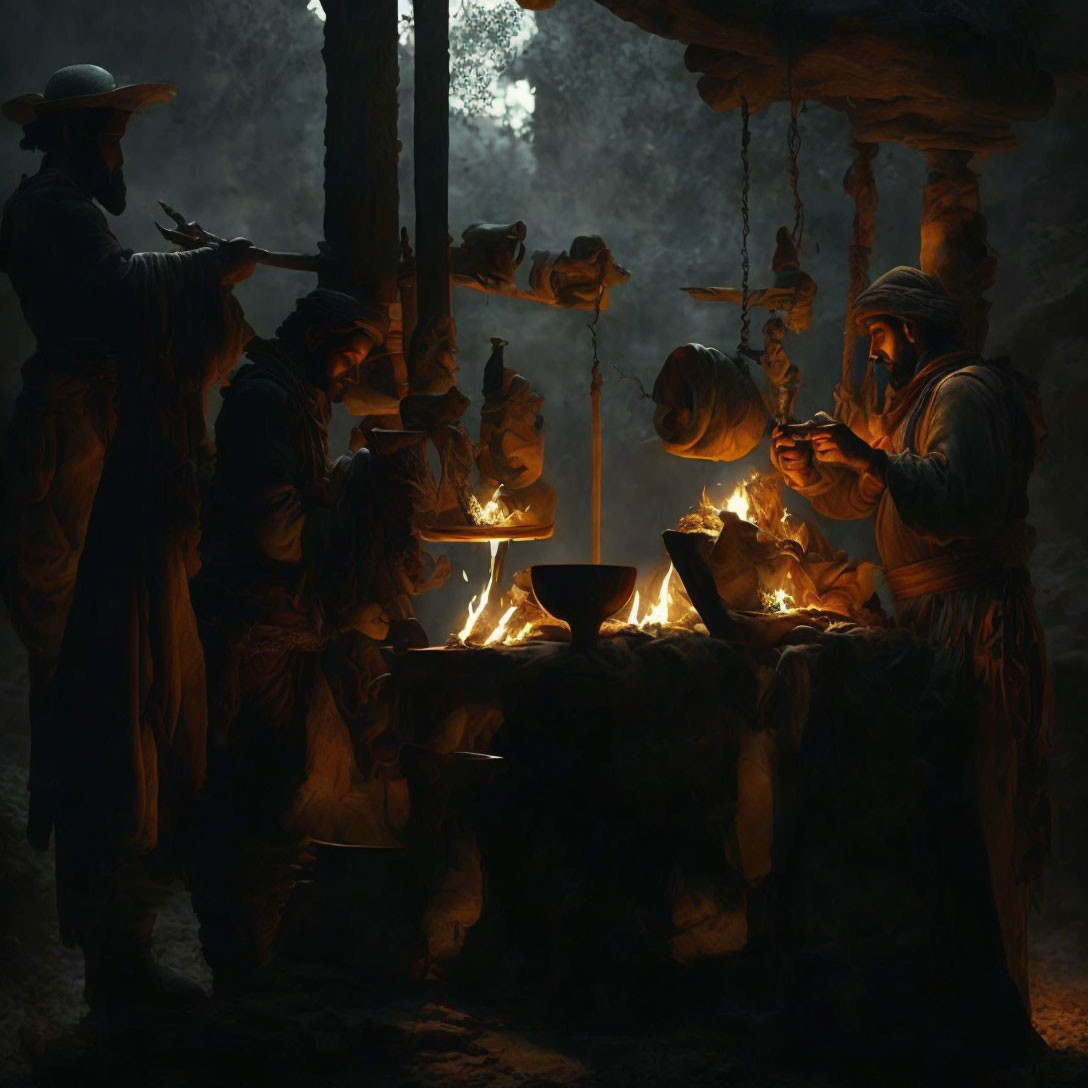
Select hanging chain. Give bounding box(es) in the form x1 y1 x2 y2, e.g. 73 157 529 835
587 250 652 398
786 60 806 252
739 95 752 354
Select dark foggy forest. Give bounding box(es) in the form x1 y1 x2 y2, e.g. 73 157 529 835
1 0 1086 1080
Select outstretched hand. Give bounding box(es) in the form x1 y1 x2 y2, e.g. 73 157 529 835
155 201 258 284
155 200 223 249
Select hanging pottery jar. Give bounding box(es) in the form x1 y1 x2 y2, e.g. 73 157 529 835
652 343 767 462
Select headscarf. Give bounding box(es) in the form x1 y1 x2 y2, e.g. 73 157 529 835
275 288 388 356
852 266 961 335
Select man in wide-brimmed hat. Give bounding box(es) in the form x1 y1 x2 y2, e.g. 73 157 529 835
770 265 1050 1028
1 64 256 1013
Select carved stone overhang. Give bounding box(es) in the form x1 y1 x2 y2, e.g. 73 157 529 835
582 0 1054 153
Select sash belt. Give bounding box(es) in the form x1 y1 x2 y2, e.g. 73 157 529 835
883 552 1020 602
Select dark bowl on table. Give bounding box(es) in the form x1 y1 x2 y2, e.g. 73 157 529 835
530 564 638 653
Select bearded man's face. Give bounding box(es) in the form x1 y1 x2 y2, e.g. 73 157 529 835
73 110 128 215
866 317 919 391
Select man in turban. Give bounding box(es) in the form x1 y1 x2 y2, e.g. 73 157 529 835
771 266 1050 1016
0 64 255 1011
191 289 445 992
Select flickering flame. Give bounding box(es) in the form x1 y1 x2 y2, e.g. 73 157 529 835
761 586 796 612
454 473 806 645
468 488 508 527
484 605 519 646
643 564 674 625
626 566 678 628
724 482 751 522
457 539 502 643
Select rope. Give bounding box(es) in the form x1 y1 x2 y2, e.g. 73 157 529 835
786 62 806 252
739 96 752 354
840 139 879 396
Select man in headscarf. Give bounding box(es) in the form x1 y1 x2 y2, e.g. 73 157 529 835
771 266 1049 1015
191 289 445 993
0 64 255 1010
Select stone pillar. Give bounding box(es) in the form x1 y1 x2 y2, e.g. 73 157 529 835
920 149 997 353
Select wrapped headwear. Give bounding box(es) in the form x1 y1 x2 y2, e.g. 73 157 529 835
275 288 388 356
852 266 961 335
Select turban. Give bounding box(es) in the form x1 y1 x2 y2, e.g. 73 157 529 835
852 266 961 335
275 288 389 353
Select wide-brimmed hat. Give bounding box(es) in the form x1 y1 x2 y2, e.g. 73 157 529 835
3 64 175 125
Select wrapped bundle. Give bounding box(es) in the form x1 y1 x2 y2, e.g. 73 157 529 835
653 343 768 462
528 234 630 309
451 220 527 292
476 337 545 489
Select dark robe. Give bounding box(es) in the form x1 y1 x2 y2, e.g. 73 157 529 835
785 351 1050 1009
192 340 399 980
0 168 246 860
3 170 252 945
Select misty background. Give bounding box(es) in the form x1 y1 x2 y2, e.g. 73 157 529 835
1 0 1086 1067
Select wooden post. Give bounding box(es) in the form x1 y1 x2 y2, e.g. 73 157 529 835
320 0 400 301
412 0 453 388
920 149 996 353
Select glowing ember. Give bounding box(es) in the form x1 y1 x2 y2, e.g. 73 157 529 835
761 586 796 612
467 488 507 527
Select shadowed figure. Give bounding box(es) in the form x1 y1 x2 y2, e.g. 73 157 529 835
191 289 445 993
0 64 256 1012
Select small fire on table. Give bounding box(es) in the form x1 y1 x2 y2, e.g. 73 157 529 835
450 472 883 648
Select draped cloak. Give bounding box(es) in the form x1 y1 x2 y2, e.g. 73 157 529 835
191 342 399 976
788 351 1051 1009
3 171 252 941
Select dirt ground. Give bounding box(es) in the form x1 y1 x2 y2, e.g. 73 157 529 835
2 621 1086 1088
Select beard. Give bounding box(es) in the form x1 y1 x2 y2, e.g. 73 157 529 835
95 167 127 216
872 344 919 391
68 138 127 215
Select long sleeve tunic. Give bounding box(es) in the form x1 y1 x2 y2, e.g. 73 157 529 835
785 352 1049 1008
1 169 247 819
7 171 255 941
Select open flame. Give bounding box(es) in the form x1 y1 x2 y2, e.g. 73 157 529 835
453 474 805 646
626 564 683 628
456 539 503 643
467 488 507 527
761 586 796 612
724 483 751 522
